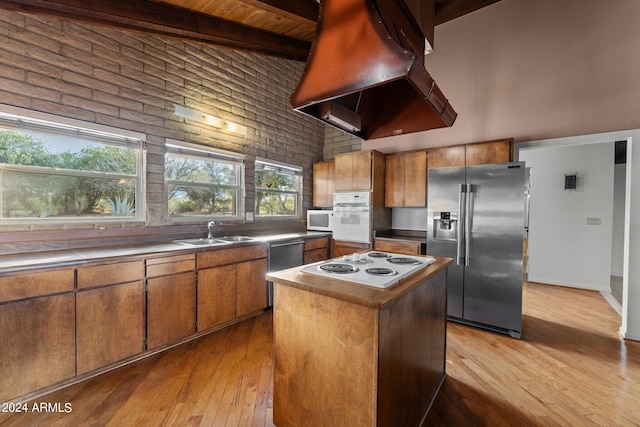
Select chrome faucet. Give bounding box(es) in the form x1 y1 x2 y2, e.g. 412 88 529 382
207 220 217 239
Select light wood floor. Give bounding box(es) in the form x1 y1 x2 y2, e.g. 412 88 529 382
2 282 639 426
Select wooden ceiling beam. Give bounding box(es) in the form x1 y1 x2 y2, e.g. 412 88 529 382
0 0 311 61
249 0 319 24
434 0 502 26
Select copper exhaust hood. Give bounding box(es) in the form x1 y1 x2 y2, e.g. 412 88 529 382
290 0 457 140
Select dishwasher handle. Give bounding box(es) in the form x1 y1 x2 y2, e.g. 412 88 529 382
270 240 305 248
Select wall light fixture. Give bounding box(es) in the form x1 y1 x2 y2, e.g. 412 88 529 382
173 104 247 136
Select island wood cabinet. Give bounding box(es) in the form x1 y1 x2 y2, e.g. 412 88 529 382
427 138 514 169
146 254 196 350
270 262 449 427
76 259 145 374
303 235 330 264
334 150 385 192
312 160 335 208
197 245 268 331
0 268 76 402
385 150 428 207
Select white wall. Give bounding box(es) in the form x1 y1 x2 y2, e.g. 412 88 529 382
611 164 627 276
520 143 614 291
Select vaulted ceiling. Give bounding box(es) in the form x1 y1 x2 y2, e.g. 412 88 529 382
1 0 501 61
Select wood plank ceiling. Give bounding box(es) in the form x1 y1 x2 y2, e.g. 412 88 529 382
0 0 501 61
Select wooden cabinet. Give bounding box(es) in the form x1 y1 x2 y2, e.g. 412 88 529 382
312 161 335 208
334 150 385 192
332 240 371 258
197 265 236 330
197 245 268 331
76 281 145 374
146 254 196 350
374 238 423 256
385 150 427 207
0 268 76 402
304 236 330 264
428 138 513 169
236 258 268 317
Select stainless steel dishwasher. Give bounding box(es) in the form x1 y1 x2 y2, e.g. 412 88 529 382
267 239 304 307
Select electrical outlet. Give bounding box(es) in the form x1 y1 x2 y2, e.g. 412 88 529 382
246 212 254 221
586 217 601 225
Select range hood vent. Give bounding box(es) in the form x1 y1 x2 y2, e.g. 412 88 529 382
290 0 457 140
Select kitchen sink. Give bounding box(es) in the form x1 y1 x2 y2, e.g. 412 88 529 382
218 235 256 242
174 238 227 247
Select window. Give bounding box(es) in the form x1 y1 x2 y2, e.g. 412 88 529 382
255 159 302 218
165 140 243 220
0 107 144 223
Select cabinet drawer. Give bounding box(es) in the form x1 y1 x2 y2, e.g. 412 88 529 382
197 245 267 269
77 260 144 289
304 236 329 251
146 254 195 278
374 239 421 256
304 248 328 264
0 268 74 303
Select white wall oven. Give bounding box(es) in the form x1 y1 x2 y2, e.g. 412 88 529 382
332 192 371 243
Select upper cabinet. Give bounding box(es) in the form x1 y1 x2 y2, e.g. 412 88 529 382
312 160 335 208
428 139 514 169
385 150 427 207
334 150 385 192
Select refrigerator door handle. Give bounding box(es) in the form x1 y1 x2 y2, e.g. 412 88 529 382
465 184 473 267
457 184 467 265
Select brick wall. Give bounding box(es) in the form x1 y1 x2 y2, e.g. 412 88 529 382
0 10 327 250
323 125 362 160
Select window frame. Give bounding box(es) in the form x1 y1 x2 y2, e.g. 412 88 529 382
254 158 303 220
164 139 245 221
0 104 146 225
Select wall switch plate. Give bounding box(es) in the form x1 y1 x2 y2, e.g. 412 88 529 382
586 217 601 225
246 212 254 221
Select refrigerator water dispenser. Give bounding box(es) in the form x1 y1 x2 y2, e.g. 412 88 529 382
433 212 458 241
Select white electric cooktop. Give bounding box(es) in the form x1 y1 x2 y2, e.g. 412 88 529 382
301 251 436 288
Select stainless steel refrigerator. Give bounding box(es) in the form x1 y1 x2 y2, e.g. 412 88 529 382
427 162 526 338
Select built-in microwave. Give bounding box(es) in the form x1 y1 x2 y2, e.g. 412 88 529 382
307 210 334 231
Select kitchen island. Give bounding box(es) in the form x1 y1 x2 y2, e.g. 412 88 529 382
266 253 452 427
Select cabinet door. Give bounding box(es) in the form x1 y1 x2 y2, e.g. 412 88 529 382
334 152 354 191
235 258 268 318
76 281 145 374
465 140 512 166
427 145 466 169
147 272 196 349
351 151 373 190
0 293 75 402
385 153 405 207
197 265 236 331
312 161 335 208
335 151 373 191
404 151 428 207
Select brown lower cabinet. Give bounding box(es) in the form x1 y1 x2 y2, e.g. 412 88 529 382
332 240 371 258
0 267 76 402
0 293 76 402
197 245 268 331
0 244 268 402
303 236 330 264
147 272 197 349
76 281 145 375
197 265 236 330
373 238 423 256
